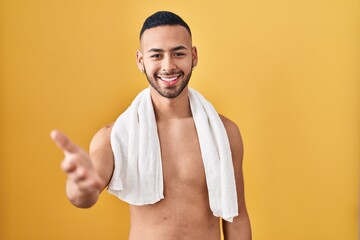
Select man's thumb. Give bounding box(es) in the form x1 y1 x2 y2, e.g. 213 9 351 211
50 130 78 154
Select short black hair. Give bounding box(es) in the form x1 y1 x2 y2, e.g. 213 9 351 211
140 11 191 39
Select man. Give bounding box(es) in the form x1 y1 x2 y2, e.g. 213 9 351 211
51 11 251 240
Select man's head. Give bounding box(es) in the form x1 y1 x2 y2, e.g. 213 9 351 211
139 11 192 41
136 11 198 99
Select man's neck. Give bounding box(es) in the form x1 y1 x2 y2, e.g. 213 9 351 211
150 87 192 121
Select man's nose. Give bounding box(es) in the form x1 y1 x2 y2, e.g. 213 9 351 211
161 55 176 73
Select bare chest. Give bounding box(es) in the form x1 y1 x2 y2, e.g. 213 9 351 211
128 118 219 239
156 118 206 195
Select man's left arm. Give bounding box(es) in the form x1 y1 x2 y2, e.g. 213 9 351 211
220 115 252 240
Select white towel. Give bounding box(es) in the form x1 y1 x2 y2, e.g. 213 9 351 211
108 87 238 222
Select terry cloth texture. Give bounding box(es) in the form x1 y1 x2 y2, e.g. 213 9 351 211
107 87 238 222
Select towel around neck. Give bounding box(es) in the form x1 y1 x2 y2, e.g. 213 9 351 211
107 87 238 222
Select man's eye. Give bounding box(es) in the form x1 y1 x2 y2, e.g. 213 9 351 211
175 52 185 57
150 54 161 58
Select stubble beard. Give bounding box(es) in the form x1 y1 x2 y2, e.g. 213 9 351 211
144 67 193 99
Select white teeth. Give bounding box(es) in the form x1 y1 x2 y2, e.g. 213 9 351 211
160 76 178 82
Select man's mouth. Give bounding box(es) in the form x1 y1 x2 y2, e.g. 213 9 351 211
157 74 181 85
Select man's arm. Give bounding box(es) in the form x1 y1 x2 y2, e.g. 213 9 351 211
50 124 114 208
220 115 252 240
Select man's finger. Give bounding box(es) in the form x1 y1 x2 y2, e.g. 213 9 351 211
61 158 77 173
50 129 78 153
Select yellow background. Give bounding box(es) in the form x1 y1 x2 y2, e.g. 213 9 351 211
0 0 358 239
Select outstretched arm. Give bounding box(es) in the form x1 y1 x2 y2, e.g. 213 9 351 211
51 125 114 208
220 115 252 240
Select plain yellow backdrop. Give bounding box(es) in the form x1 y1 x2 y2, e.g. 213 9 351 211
0 0 358 239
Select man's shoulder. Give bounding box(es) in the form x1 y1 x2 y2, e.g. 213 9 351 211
219 114 243 153
95 123 114 138
89 123 114 153
219 114 240 133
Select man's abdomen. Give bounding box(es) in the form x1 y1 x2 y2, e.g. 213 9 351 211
128 195 221 240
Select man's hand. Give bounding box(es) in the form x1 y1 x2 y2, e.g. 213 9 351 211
51 130 104 207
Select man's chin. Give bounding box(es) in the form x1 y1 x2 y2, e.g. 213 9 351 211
159 89 181 99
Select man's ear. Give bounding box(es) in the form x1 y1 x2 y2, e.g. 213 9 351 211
136 50 144 73
192 46 198 69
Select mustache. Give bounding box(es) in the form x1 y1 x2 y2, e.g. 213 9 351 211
156 71 183 76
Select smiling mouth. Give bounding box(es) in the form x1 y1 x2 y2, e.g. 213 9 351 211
157 74 181 85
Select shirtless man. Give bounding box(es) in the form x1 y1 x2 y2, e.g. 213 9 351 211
51 11 251 240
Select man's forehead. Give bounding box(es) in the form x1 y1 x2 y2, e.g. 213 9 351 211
140 25 192 51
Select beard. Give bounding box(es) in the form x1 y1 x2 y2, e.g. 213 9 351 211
144 67 193 99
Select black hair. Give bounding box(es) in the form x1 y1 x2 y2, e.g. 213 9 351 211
140 11 191 39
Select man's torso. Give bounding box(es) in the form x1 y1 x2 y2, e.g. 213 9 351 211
128 117 221 240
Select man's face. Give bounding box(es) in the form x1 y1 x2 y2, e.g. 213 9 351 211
137 25 198 99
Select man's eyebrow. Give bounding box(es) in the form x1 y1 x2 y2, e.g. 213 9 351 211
148 48 164 53
147 45 188 53
171 45 188 51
